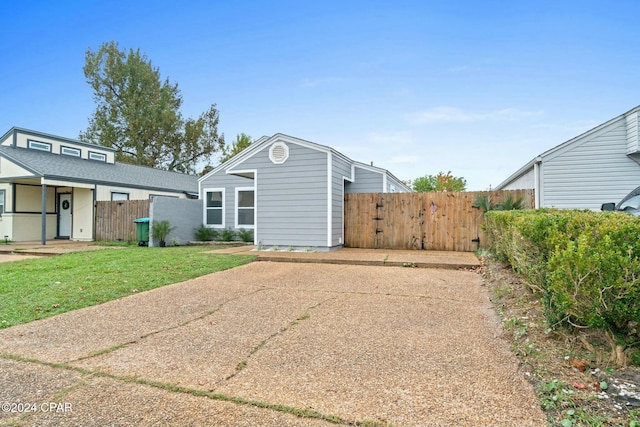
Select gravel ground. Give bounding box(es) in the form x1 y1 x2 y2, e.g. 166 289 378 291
0 260 546 426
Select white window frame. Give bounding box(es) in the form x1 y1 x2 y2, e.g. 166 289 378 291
61 146 81 157
204 188 225 228
27 139 52 152
89 151 107 162
0 189 4 214
235 187 255 229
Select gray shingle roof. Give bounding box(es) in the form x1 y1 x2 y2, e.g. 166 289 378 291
0 145 197 193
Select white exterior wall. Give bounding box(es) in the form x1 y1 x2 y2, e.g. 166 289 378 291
72 188 94 241
0 214 12 241
0 156 33 177
15 185 56 212
542 119 640 209
11 214 57 241
500 168 535 190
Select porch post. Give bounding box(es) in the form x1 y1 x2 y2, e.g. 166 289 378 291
41 183 47 245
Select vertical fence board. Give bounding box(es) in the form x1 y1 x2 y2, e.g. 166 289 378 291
94 200 151 242
344 189 534 252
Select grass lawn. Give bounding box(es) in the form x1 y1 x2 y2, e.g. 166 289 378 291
0 246 255 329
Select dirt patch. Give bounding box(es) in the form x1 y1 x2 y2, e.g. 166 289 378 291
0 254 42 263
479 253 640 426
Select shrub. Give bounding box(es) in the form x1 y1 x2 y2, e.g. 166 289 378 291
220 228 236 242
151 220 175 245
237 228 253 243
193 225 218 241
485 209 640 349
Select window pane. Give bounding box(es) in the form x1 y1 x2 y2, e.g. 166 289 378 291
89 152 106 161
207 191 222 208
207 209 222 225
111 192 129 201
238 191 254 208
238 208 254 225
620 194 640 211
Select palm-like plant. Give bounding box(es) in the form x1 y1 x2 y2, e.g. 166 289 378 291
496 194 524 211
473 193 494 214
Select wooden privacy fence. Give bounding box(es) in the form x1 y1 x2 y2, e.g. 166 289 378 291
95 200 150 242
344 189 534 252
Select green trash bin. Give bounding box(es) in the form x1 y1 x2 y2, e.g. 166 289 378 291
134 217 150 246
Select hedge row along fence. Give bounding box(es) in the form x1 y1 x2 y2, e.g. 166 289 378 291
484 209 640 365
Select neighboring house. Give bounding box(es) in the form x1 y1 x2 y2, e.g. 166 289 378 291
198 133 411 250
0 127 198 243
496 105 640 210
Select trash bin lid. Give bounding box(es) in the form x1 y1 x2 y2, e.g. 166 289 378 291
133 217 150 223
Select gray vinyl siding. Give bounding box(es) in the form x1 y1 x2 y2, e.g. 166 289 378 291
345 166 384 194
386 174 410 192
199 171 254 228
626 111 639 154
235 142 328 247
332 155 352 246
542 119 640 209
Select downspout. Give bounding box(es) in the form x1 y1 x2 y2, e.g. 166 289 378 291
533 157 542 209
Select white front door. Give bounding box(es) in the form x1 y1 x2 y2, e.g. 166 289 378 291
58 194 72 238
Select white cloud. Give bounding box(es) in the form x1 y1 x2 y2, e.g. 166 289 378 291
407 107 544 125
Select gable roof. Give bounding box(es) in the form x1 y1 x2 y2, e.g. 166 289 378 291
496 105 640 189
199 133 411 191
0 145 197 193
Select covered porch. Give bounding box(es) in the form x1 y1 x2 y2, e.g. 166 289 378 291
0 177 95 245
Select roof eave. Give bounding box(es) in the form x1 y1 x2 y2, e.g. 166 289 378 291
495 158 537 190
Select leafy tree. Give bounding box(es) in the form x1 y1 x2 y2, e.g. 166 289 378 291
411 171 467 192
80 41 224 173
219 133 252 164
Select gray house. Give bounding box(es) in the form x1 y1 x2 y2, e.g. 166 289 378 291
198 133 411 250
496 105 640 210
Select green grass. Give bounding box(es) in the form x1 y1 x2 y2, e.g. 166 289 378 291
0 246 255 328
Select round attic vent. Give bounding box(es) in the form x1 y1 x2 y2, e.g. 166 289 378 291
269 141 289 164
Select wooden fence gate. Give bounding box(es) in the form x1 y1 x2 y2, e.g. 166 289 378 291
94 200 151 242
344 189 534 251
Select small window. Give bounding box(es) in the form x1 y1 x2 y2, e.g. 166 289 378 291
149 194 178 199
236 188 255 227
0 189 4 214
205 189 224 227
111 192 129 201
28 140 52 152
61 146 81 157
89 151 107 162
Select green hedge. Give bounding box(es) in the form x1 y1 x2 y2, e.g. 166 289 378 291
485 209 640 336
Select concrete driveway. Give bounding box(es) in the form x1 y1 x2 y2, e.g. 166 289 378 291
0 261 546 426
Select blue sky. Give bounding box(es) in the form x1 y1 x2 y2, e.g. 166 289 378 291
1 1 639 190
